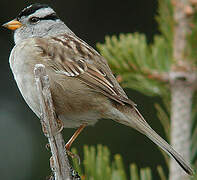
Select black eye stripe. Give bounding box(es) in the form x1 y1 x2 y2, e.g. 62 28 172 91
29 13 59 23
39 13 59 21
30 17 40 23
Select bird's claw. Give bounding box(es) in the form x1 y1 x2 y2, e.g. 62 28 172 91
66 150 81 165
40 118 64 138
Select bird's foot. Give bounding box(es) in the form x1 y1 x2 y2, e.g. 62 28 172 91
66 149 81 165
40 118 64 138
56 118 64 134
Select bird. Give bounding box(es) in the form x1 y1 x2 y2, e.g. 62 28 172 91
2 3 193 175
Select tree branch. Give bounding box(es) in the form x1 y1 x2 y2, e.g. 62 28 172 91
34 64 72 180
170 0 195 179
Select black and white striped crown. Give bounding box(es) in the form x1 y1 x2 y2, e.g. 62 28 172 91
17 3 59 20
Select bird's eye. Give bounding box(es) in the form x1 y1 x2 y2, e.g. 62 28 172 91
29 17 40 23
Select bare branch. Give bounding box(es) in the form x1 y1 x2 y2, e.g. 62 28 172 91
34 64 72 180
170 0 195 179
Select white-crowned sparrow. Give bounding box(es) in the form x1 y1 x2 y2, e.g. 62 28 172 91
2 4 193 175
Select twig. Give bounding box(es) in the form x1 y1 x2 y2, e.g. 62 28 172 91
34 64 72 180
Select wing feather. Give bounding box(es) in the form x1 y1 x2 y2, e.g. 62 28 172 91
35 35 135 106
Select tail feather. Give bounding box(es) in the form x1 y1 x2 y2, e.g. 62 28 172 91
121 107 194 176
139 119 193 175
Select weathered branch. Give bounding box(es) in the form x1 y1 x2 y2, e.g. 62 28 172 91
172 0 190 68
34 64 72 180
170 0 195 179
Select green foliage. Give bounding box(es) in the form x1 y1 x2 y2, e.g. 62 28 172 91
71 145 165 180
96 0 197 178
157 166 167 180
97 31 197 179
191 92 197 162
156 0 173 45
191 164 197 180
96 0 175 98
97 34 171 97
71 145 197 179
187 12 197 65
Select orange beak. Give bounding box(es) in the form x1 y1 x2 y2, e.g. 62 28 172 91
2 19 23 30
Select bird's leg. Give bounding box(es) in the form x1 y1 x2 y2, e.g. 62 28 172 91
65 124 86 150
65 124 86 164
49 124 86 172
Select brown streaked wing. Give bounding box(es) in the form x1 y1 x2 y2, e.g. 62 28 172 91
36 35 135 106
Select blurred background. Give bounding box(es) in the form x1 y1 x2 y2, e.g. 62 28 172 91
0 0 167 179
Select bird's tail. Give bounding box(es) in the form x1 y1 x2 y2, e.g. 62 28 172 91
115 106 194 176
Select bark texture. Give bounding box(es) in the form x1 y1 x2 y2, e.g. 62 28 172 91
170 79 193 180
170 0 193 179
34 64 72 180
